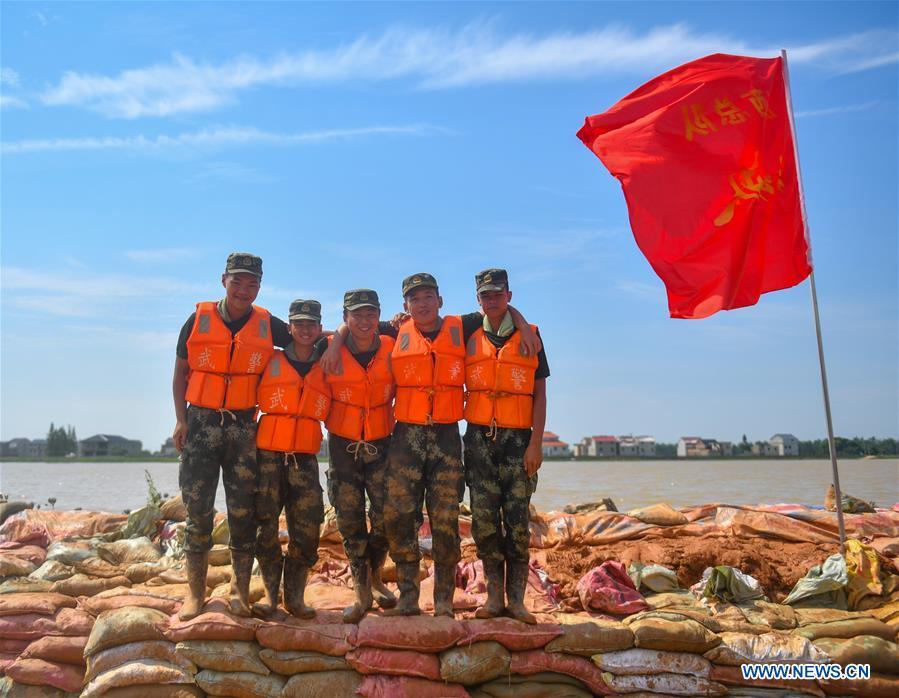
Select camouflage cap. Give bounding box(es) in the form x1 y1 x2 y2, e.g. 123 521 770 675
288 299 322 322
225 252 263 277
402 272 439 297
344 289 380 311
476 268 509 294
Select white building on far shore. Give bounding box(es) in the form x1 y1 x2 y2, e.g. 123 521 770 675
769 433 800 456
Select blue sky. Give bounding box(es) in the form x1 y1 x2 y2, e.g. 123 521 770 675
1 1 897 452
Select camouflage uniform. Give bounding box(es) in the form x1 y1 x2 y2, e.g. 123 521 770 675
463 424 537 564
255 449 323 568
179 404 259 553
327 433 391 568
384 422 464 566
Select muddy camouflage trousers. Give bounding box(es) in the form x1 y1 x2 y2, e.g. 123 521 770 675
385 422 464 566
179 405 259 553
255 449 324 568
327 434 392 567
464 424 537 564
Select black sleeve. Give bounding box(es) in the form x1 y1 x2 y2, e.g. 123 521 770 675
271 315 292 348
378 320 399 339
176 313 196 359
461 311 483 343
535 328 550 380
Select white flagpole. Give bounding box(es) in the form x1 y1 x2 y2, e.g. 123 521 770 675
780 48 847 553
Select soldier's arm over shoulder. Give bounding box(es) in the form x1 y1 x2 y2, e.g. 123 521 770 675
460 312 483 343
271 315 291 348
378 320 399 339
176 313 196 359
535 328 550 379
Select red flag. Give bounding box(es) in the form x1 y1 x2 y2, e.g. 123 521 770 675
577 53 812 319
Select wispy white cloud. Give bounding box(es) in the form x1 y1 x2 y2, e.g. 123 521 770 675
1 67 21 86
184 161 277 184
795 101 880 118
125 248 200 263
1 123 442 154
0 95 29 110
36 23 899 118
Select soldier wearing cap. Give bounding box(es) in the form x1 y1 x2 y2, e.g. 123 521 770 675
463 268 549 623
322 273 540 617
323 289 398 622
172 253 293 620
252 299 331 619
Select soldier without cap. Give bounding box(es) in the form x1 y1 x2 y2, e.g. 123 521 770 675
172 253 292 620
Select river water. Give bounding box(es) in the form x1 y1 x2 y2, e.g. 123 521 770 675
1 458 896 514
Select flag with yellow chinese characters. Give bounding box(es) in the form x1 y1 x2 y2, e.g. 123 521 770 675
577 53 812 319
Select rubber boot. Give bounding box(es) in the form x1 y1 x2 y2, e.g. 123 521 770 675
283 558 315 619
432 563 456 617
505 561 536 624
251 555 284 618
228 551 254 618
370 551 397 610
343 559 373 624
178 551 208 620
475 559 505 619
388 561 422 616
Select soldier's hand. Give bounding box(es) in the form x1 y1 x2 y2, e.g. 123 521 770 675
519 325 542 357
524 441 543 477
320 343 343 375
173 420 188 453
390 311 410 329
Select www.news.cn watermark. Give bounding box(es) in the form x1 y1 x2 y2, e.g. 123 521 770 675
741 663 871 681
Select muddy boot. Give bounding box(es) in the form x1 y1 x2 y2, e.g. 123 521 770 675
370 551 397 610
228 551 254 618
475 559 505 619
387 561 421 616
178 551 208 620
283 558 315 619
433 563 457 617
505 561 536 624
343 560 373 624
251 555 284 618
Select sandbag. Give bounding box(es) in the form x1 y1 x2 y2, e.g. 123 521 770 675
0 593 77 617
83 607 168 656
630 616 721 653
0 579 53 595
460 618 562 650
159 496 187 522
164 609 258 642
4 658 84 693
255 622 356 656
794 616 895 641
73 558 129 579
176 639 269 674
696 565 766 603
0 638 30 654
123 561 170 584
27 561 74 583
20 636 87 665
741 600 798 630
544 620 634 655
440 641 510 685
710 663 825 697
783 554 848 609
0 676 79 697
195 669 285 698
258 649 351 674
592 647 712 677
813 635 899 675
98 686 203 698
357 615 467 653
628 562 680 593
0 608 94 641
79 593 180 616
205 565 233 589
577 560 649 614
80 659 195 698
601 671 727 696
473 672 592 698
0 546 46 567
358 674 470 697
627 503 688 526
84 640 193 683
281 670 362 698
346 647 442 680
624 608 721 632
704 631 828 666
0 556 37 577
819 673 899 697
50 574 132 597
45 541 96 566
510 649 612 695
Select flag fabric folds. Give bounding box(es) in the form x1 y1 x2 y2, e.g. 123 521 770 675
577 53 812 319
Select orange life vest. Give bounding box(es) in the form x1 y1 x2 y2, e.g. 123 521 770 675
256 350 331 454
184 302 274 410
325 336 395 441
464 325 539 429
391 316 465 425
